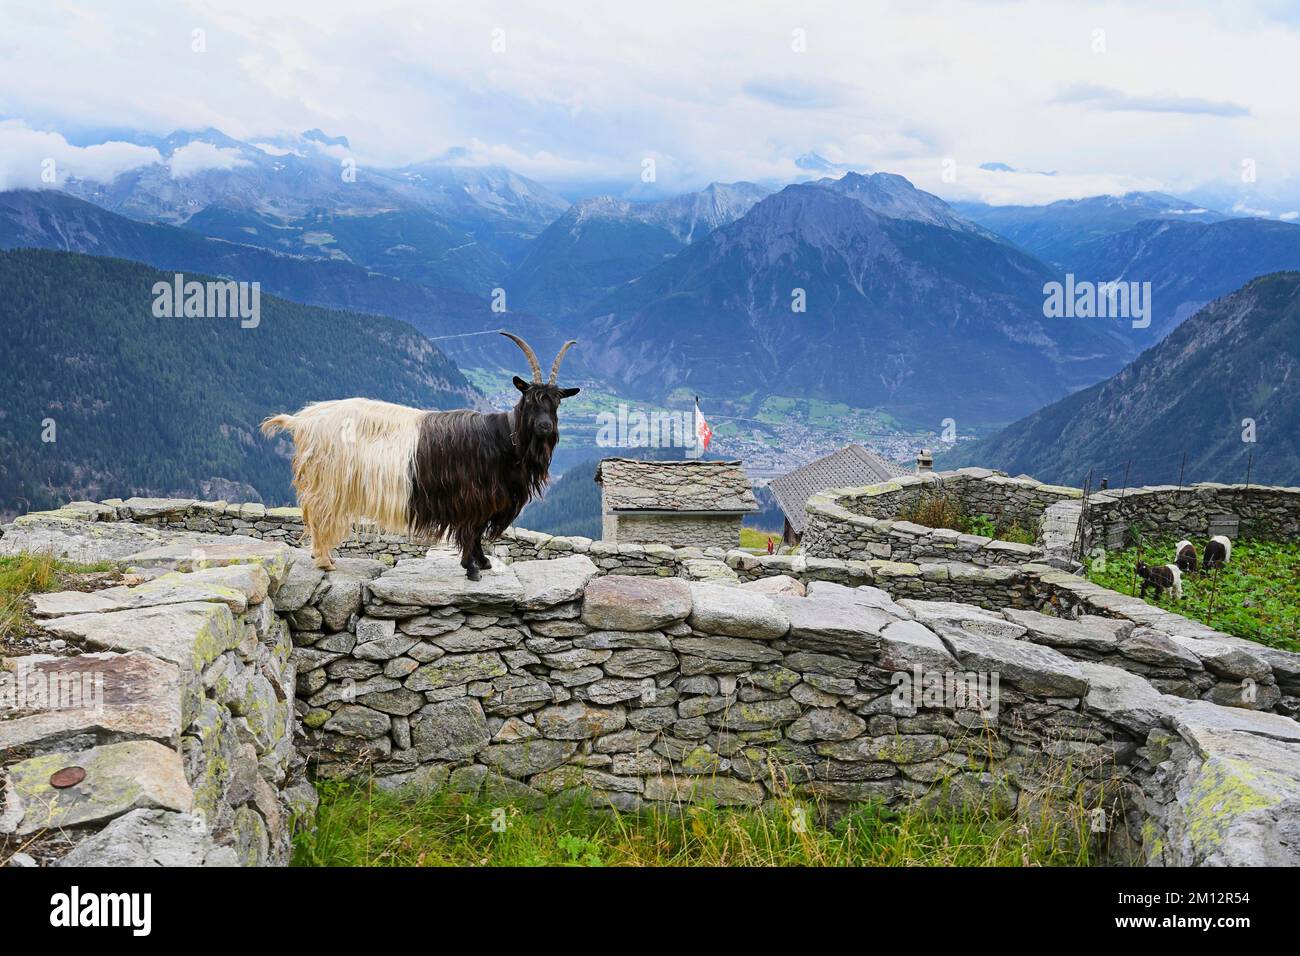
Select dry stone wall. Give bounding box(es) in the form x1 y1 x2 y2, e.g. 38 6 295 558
85 496 430 562
5 497 1300 868
799 470 1083 567
1 533 314 867
1080 483 1300 551
800 472 1300 579
290 553 1136 829
279 550 1300 866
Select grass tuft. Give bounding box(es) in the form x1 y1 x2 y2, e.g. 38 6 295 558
896 494 1038 545
0 553 119 650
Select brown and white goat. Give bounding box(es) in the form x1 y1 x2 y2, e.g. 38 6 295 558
1136 560 1182 601
1203 535 1232 571
1174 539 1198 573
261 332 579 578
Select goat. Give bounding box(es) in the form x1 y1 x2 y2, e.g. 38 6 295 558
1136 560 1182 601
1174 539 1198 573
1203 534 1232 571
261 332 579 578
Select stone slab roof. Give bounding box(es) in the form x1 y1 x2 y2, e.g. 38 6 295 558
770 444 910 534
595 458 758 514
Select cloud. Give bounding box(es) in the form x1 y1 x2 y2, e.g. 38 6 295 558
1053 83 1250 117
1231 200 1272 217
741 76 846 110
167 141 253 178
250 141 300 157
0 1 1296 204
904 161 1168 206
0 120 160 190
1281 211 1300 221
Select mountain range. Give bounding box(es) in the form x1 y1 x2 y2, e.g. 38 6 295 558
953 192 1227 268
0 189 562 372
946 271 1300 487
9 124 1300 492
1067 217 1300 349
62 128 569 296
505 182 770 316
577 172 1134 425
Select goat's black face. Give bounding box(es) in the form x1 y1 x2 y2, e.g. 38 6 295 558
513 377 579 444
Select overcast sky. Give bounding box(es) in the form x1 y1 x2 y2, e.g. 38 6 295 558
2 0 1299 207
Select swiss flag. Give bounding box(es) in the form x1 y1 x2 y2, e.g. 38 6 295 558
694 401 713 450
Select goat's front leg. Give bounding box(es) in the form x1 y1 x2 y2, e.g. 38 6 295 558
472 538 492 571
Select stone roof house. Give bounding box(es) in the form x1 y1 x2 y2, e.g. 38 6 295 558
770 444 909 544
594 458 758 548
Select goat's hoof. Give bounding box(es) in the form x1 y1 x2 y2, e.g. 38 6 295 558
475 556 492 571
314 557 336 571
465 566 481 582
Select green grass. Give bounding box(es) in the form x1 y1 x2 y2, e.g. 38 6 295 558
738 528 782 551
0 553 118 648
293 780 1106 867
1087 538 1300 652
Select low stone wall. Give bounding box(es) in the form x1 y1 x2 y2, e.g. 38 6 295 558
1 537 313 867
834 470 1080 524
6 499 1300 868
83 496 431 562
1030 567 1300 716
797 469 1082 567
801 472 1300 575
802 503 1045 567
1080 483 1300 551
494 527 686 575
278 551 1300 865
726 551 1038 609
288 554 1137 833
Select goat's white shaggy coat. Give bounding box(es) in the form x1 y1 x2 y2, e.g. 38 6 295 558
262 398 424 569
1164 563 1183 600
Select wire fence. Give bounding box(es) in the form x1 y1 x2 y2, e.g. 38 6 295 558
1061 447 1262 495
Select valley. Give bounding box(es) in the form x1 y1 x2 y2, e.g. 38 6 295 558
6 126 1300 527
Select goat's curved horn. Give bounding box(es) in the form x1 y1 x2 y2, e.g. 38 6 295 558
500 331 543 383
548 340 578 384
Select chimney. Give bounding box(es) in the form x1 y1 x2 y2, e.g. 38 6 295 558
916 449 934 474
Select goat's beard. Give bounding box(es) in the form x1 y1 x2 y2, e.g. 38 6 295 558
518 427 556 499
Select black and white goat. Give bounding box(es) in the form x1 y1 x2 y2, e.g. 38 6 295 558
262 332 579 578
1174 539 1198 573
1202 534 1232 571
1136 560 1183 601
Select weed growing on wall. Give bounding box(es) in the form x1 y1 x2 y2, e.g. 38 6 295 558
897 493 1039 545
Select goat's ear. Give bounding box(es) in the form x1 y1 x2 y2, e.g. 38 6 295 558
558 386 581 398
513 376 531 393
